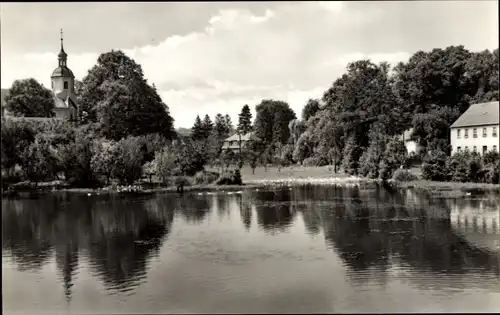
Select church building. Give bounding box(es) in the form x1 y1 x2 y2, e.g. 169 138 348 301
51 29 78 120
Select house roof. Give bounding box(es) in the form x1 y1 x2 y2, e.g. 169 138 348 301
224 132 259 142
450 101 499 128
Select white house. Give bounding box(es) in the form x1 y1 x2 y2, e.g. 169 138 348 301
450 101 499 155
222 132 260 153
399 127 422 155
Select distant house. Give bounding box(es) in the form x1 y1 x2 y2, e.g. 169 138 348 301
222 132 260 153
450 101 499 155
399 127 422 155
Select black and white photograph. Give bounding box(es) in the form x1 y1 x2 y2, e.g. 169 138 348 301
1 1 499 314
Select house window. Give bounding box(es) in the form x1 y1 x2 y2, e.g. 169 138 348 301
473 146 477 152
457 129 461 139
464 129 469 138
483 128 487 137
483 146 487 155
64 81 68 89
473 128 477 138
457 147 461 152
494 145 498 152
493 127 498 137
465 146 469 152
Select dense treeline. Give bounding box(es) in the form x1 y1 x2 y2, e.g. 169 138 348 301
2 46 499 189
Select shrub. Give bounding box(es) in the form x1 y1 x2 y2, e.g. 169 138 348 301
193 171 219 185
484 151 500 166
303 156 329 167
448 152 469 182
483 161 500 184
378 137 407 181
216 169 242 185
111 136 146 185
392 169 418 182
422 150 449 181
155 149 177 185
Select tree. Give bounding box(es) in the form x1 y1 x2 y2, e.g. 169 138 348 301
4 79 55 117
214 113 231 140
224 114 234 135
111 136 145 185
220 149 235 170
1 118 36 174
21 135 58 186
174 140 207 176
191 115 205 141
359 123 388 179
77 50 175 139
201 114 214 139
237 104 253 135
301 99 320 122
155 148 177 185
90 140 117 185
293 131 313 165
378 137 407 181
422 150 450 181
254 99 296 147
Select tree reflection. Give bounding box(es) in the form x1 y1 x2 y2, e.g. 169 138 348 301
2 193 175 299
175 194 211 223
251 190 296 234
321 186 500 287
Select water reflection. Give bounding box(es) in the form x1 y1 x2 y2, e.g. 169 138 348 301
2 193 175 299
2 185 500 313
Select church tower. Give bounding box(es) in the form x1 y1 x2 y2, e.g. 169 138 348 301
51 29 78 120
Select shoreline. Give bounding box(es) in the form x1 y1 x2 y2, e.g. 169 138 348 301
3 174 499 198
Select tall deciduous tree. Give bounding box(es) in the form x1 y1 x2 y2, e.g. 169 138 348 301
77 50 175 140
4 79 55 117
253 99 296 147
237 104 253 135
301 99 320 122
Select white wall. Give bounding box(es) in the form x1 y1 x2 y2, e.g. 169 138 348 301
450 124 500 155
405 140 419 155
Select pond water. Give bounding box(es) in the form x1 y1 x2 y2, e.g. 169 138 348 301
2 184 500 314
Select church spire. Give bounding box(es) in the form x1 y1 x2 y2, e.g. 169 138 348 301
58 28 68 66
60 29 64 52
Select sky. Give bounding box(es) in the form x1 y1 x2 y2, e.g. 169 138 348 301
1 1 498 129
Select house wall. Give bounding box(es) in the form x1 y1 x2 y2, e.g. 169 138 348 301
405 140 419 155
450 124 499 155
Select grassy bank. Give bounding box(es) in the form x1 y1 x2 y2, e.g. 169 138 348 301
391 179 500 198
3 165 498 198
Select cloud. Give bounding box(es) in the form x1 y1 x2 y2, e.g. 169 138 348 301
1 1 498 128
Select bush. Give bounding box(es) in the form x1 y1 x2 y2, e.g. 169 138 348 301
378 137 407 181
483 151 499 166
392 169 418 182
111 136 146 185
483 161 500 184
216 169 242 185
448 152 469 182
193 171 219 185
422 150 449 181
155 149 177 185
303 156 329 167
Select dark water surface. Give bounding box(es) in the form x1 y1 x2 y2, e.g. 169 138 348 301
2 184 500 314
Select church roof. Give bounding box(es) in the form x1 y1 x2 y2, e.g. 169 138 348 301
51 66 74 78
